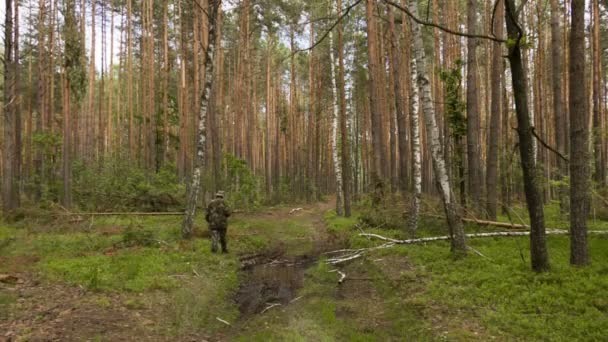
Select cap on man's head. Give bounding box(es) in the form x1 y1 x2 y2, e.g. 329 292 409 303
215 191 225 198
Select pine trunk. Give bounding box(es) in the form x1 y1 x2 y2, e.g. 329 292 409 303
569 0 590 266
504 0 550 272
486 0 503 220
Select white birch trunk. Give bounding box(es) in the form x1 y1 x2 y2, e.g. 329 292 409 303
329 28 344 216
182 0 221 239
408 60 422 235
408 2 467 253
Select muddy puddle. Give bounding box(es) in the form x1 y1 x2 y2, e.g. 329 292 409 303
235 253 317 315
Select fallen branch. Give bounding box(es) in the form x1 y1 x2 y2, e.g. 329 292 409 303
422 213 529 230
325 230 608 265
261 302 282 313
329 269 347 283
289 207 304 214
216 317 231 326
55 212 185 216
360 230 608 245
289 296 303 303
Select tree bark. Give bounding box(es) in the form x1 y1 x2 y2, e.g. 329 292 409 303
569 0 590 266
365 0 387 204
466 0 481 209
504 0 550 272
389 6 408 193
550 0 568 214
486 0 504 220
592 0 604 186
329 27 344 216
337 0 351 217
182 0 221 239
409 2 467 255
408 59 422 236
3 0 18 216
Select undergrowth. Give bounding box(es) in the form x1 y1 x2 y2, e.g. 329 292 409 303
324 202 608 341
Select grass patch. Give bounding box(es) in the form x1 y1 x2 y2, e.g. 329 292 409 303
327 203 608 340
0 292 16 320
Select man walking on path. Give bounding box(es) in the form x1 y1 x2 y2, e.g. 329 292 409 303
205 191 232 253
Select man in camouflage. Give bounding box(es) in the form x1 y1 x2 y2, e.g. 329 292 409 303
205 191 231 253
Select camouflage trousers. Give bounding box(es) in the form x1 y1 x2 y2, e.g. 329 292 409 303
210 228 227 253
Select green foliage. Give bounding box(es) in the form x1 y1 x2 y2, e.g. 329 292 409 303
440 60 466 139
62 0 87 101
72 159 185 211
223 154 262 210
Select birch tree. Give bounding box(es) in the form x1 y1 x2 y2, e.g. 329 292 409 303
408 59 422 236
182 0 222 239
329 25 344 216
409 2 466 254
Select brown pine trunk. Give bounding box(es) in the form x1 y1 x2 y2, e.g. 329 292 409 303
466 0 481 209
13 0 22 206
486 0 504 220
592 0 604 186
391 6 408 193
505 0 550 272
3 0 18 215
569 0 590 266
127 0 135 161
550 0 568 214
365 0 386 204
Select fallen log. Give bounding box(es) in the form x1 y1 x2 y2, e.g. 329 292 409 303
359 229 608 245
54 212 184 216
327 230 608 265
422 213 542 230
54 209 245 217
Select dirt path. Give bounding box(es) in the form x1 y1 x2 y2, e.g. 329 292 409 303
1 200 340 342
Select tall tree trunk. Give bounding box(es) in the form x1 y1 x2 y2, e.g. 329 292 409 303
486 0 504 220
365 0 386 205
409 2 466 255
329 21 344 216
161 0 169 166
3 0 18 216
592 0 604 186
265 35 273 196
390 5 408 193
62 71 72 208
550 0 567 215
13 0 21 208
182 0 221 239
337 0 351 217
127 0 135 161
87 0 96 162
569 0 590 266
504 0 550 272
466 0 481 209
408 59 422 236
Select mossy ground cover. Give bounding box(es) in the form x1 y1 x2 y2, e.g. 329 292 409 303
2 200 608 340
321 202 608 341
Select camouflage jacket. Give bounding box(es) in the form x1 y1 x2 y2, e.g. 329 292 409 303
205 199 231 229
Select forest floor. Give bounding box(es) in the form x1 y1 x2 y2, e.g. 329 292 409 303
1 198 608 341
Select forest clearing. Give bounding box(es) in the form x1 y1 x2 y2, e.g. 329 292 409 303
2 0 608 340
